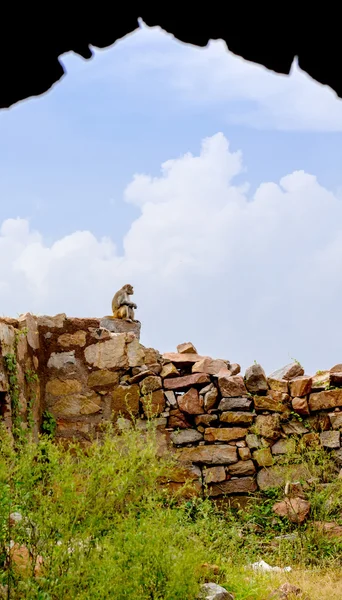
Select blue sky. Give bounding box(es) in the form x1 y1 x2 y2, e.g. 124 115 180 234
1 22 342 374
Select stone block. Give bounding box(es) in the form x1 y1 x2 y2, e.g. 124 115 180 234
177 445 238 466
289 376 312 397
244 363 268 394
238 447 251 460
218 375 247 397
253 448 274 466
218 397 253 411
164 373 210 391
220 411 255 425
111 384 140 419
47 351 76 369
271 438 296 455
208 477 257 496
170 429 203 445
320 430 340 449
139 376 162 394
291 397 310 415
227 459 256 476
309 389 342 411
178 388 203 414
204 427 248 443
254 415 281 440
57 331 87 348
204 466 226 484
254 392 290 413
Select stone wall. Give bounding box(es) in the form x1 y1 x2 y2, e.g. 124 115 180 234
1 313 342 498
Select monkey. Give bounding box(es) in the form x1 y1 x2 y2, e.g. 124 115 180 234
111 284 137 322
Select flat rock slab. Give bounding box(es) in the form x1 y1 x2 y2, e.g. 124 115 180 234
177 444 238 465
208 477 257 497
170 429 203 445
100 317 141 340
163 352 209 365
309 389 342 411
218 397 252 411
164 373 210 391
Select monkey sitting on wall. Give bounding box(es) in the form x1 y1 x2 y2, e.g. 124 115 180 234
111 284 138 322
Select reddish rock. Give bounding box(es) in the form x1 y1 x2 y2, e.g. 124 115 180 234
291 397 310 416
244 363 268 394
218 375 247 397
220 411 255 426
177 342 198 354
168 409 191 429
204 427 248 443
254 414 281 440
309 389 342 411
289 376 312 398
204 466 226 484
178 388 203 415
208 477 257 496
229 363 241 375
227 459 256 476
195 414 218 427
254 392 290 413
192 357 229 376
177 444 238 465
330 363 342 373
164 373 210 391
273 497 311 523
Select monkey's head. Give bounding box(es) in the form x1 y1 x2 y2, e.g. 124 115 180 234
123 284 134 295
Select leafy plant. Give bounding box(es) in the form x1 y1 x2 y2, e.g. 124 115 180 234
41 411 57 439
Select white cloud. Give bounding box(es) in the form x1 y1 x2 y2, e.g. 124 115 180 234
1 132 342 374
69 23 342 131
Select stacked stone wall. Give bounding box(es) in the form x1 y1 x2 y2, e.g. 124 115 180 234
1 313 342 498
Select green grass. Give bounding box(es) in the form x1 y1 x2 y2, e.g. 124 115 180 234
1 422 342 599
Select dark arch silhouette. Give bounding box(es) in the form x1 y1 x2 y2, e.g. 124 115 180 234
1 10 341 109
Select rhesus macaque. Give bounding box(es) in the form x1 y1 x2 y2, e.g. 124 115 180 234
111 284 137 322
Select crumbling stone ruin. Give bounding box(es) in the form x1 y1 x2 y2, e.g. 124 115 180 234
1 312 342 500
